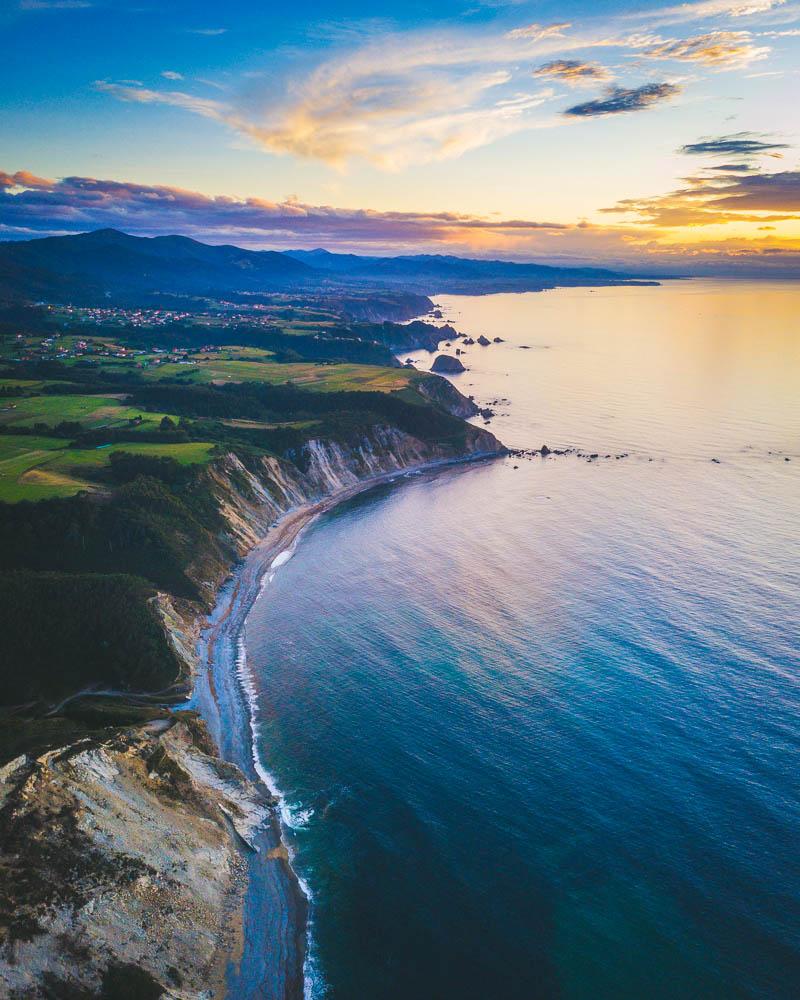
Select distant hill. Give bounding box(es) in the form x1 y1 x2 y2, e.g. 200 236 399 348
284 248 656 291
0 229 659 305
0 229 313 303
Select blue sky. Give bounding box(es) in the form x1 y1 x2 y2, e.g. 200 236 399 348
1 0 799 270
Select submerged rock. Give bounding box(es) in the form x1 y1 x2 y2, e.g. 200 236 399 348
430 354 466 374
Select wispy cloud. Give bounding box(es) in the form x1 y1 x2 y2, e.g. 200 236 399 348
639 29 769 64
96 19 585 172
564 83 681 117
92 3 790 170
161 70 184 81
93 17 692 169
505 22 572 41
638 0 786 25
186 27 227 36
533 59 613 85
679 131 789 155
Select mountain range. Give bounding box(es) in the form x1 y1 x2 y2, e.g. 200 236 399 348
0 228 660 305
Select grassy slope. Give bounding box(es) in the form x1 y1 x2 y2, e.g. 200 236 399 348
0 434 215 502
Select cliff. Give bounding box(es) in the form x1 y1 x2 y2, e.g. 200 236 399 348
0 715 269 1000
0 415 503 999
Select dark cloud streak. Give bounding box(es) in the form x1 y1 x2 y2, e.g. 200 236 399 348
563 83 680 117
679 133 788 157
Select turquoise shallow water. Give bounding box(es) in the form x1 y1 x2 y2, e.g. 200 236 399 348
245 281 800 999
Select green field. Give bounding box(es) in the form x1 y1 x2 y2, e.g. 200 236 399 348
0 385 181 432
0 436 215 503
140 357 415 391
0 393 130 428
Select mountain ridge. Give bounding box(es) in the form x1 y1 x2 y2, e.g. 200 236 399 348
0 228 661 304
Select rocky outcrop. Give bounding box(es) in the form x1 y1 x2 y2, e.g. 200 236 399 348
384 321 456 352
337 292 433 324
415 374 479 419
430 354 466 374
0 715 269 1000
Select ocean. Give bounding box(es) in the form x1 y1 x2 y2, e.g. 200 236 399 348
243 280 800 999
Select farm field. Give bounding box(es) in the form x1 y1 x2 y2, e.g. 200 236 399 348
0 426 215 503
137 357 416 391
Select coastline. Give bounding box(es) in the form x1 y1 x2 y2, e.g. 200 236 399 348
191 449 502 1000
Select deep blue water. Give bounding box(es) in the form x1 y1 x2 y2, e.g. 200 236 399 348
245 282 800 999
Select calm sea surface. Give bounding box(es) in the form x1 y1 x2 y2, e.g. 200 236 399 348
245 280 800 999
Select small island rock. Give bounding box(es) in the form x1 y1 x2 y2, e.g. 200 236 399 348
431 354 466 374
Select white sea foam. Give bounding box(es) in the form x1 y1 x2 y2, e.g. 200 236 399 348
232 557 326 999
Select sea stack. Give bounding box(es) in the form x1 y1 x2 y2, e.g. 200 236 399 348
431 354 466 374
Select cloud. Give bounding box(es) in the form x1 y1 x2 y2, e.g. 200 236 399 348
0 170 571 250
96 25 572 170
506 22 571 41
161 71 184 81
639 29 769 65
1 168 798 275
708 170 800 210
708 162 756 170
639 0 786 25
679 131 789 156
563 82 681 116
533 59 613 84
186 27 227 36
95 81 243 129
93 15 699 170
0 170 54 189
92 13 788 169
602 143 800 225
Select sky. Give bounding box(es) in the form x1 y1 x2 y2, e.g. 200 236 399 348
1 0 799 272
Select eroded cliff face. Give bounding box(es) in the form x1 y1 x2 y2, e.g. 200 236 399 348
198 421 501 585
0 716 269 1000
0 417 503 999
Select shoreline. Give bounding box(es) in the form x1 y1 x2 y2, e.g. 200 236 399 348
191 449 502 1000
